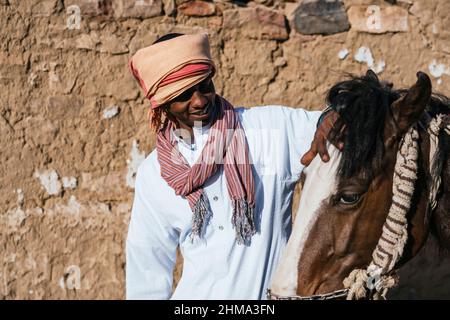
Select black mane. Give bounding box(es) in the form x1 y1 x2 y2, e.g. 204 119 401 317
327 73 450 182
327 73 398 181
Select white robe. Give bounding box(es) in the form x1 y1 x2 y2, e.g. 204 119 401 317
126 105 321 299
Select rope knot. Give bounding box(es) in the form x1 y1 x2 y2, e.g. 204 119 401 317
343 267 400 300
343 269 368 300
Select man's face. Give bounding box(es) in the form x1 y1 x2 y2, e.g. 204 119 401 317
164 76 217 129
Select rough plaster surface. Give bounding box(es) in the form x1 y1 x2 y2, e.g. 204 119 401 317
1 0 449 299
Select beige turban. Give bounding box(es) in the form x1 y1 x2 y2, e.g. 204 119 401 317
129 33 215 108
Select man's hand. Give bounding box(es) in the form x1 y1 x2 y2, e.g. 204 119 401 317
300 110 343 166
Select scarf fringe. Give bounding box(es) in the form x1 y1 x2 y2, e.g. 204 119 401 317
232 199 256 245
190 193 211 242
191 196 256 245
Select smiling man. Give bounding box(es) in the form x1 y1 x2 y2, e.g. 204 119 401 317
125 33 335 299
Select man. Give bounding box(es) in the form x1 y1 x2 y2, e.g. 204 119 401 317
126 33 335 299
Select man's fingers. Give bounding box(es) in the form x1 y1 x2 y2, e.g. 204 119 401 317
316 134 329 162
338 124 347 150
301 110 343 166
328 119 345 151
300 151 313 166
300 143 317 166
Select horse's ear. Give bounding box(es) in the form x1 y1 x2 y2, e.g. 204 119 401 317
390 71 432 134
365 69 379 82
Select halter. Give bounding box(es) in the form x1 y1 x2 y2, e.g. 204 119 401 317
267 113 449 301
267 288 349 300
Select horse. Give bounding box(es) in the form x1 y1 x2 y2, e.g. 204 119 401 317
268 70 450 300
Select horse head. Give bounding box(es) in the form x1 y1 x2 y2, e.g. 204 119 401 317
269 70 450 300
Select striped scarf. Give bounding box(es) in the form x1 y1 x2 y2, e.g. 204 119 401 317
156 96 256 245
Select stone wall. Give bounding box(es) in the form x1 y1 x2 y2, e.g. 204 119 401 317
1 0 449 299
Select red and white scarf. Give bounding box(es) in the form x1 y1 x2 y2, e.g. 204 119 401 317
156 96 256 244
129 34 255 244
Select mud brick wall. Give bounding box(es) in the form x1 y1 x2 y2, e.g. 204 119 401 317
1 0 449 299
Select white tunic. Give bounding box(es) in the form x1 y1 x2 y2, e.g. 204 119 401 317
126 105 321 300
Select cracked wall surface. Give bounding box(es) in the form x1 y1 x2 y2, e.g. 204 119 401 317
1 0 449 299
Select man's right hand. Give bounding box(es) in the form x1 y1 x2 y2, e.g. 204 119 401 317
300 110 343 167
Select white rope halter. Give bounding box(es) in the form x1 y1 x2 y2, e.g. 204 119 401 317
343 113 449 300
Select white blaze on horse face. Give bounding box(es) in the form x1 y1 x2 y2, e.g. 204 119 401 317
270 144 341 296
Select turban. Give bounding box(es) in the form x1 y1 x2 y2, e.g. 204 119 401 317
128 33 215 108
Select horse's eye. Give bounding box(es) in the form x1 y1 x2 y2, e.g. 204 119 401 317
339 194 361 205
